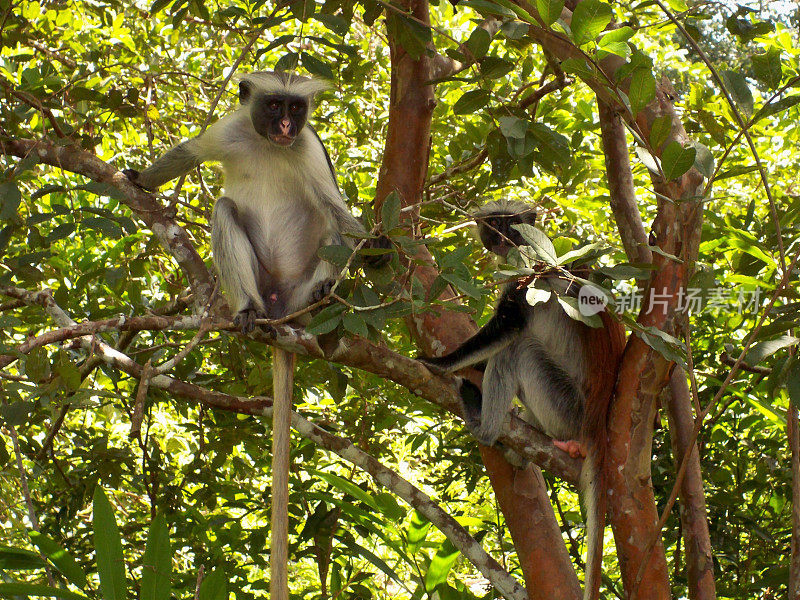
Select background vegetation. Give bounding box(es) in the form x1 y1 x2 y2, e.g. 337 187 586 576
1 0 799 599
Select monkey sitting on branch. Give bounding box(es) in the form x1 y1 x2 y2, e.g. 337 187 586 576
418 200 626 600
123 70 389 600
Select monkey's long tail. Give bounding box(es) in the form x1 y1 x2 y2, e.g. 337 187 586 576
580 443 607 600
271 348 295 600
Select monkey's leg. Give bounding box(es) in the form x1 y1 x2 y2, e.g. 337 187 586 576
211 197 267 333
467 349 519 446
271 348 294 600
123 139 202 191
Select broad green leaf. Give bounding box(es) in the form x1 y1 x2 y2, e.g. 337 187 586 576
629 69 655 116
92 487 126 600
743 336 799 366
721 70 754 117
459 0 516 17
335 536 407 588
407 510 431 552
465 27 490 59
453 89 491 115
141 516 171 600
751 48 782 90
661 141 696 181
24 347 51 383
317 244 353 268
649 115 672 150
0 182 22 220
342 312 369 337
198 569 226 600
691 142 714 178
479 56 514 79
512 224 557 265
306 304 346 335
557 296 602 327
536 0 564 26
498 116 527 139
29 532 87 588
381 190 401 232
0 583 89 600
556 241 604 265
424 539 460 591
560 57 595 80
571 0 612 46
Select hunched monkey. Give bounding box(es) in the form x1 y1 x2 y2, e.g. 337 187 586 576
419 200 626 600
124 71 388 600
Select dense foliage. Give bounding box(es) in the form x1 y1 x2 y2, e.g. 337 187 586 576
1 0 799 599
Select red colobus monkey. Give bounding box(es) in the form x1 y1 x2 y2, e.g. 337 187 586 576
419 200 626 600
124 71 388 600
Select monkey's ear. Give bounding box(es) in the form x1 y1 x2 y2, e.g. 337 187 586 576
524 210 537 225
239 81 252 104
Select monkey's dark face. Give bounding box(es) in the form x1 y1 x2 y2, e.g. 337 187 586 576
478 212 536 257
251 94 309 147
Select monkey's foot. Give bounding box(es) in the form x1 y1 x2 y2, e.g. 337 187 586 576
311 278 335 303
121 168 152 191
553 439 586 459
234 308 263 334
363 235 393 268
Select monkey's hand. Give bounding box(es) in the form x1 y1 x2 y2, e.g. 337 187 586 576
553 439 586 459
122 168 154 191
362 235 392 268
310 278 335 303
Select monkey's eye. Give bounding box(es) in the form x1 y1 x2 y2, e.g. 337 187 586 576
289 102 304 114
268 101 281 111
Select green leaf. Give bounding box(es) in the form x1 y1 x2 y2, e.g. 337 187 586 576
92 487 127 600
459 0 516 17
751 48 782 90
317 244 353 268
498 116 527 139
512 224 557 265
629 69 655 116
743 336 799 366
29 532 87 589
571 0 612 46
424 539 460 591
198 569 226 600
0 546 47 570
342 312 369 337
301 52 334 80
479 56 514 79
661 141 696 181
313 470 379 509
0 181 22 220
556 241 603 265
381 190 401 231
691 142 714 179
465 27 490 59
649 114 672 150
535 0 564 26
407 510 431 553
453 89 491 115
560 57 595 80
24 347 51 383
305 304 346 335
141 516 171 600
335 536 407 588
0 583 90 600
721 70 754 117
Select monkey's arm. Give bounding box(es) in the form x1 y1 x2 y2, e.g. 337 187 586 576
124 117 230 190
124 140 204 190
419 291 526 373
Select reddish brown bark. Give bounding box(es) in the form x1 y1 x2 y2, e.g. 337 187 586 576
668 370 716 600
373 0 579 594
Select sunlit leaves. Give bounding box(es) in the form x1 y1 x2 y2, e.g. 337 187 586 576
661 141 696 181
535 0 564 26
571 0 612 46
721 70 754 117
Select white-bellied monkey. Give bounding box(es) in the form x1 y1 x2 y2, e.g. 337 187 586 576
418 200 626 600
124 71 388 600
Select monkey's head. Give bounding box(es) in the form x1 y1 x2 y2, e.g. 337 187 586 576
239 71 330 147
474 200 537 257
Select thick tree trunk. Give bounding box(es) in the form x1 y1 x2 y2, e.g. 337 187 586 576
375 0 579 595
